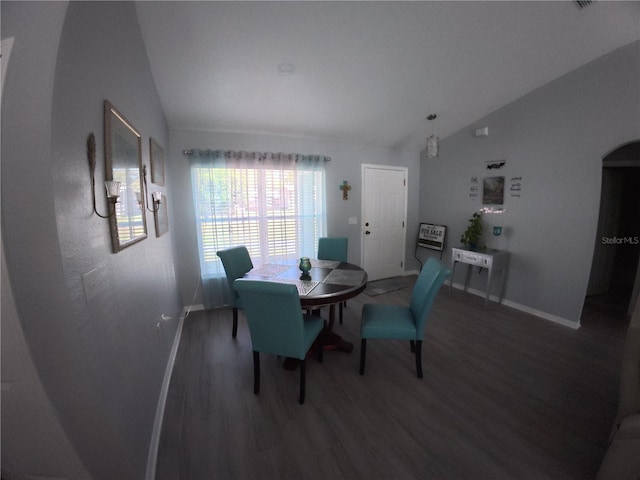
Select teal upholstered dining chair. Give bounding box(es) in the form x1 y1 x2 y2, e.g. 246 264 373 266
318 237 348 263
216 246 254 338
233 279 324 405
359 257 451 378
317 237 348 323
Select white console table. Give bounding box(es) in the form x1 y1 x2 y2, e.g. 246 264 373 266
450 247 509 306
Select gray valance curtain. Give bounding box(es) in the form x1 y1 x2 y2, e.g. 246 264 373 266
184 149 331 164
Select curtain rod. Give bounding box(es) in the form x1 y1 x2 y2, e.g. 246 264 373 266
183 149 331 161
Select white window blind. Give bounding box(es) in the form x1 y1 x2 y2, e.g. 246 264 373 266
191 158 326 279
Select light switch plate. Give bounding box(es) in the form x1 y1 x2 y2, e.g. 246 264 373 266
82 268 99 302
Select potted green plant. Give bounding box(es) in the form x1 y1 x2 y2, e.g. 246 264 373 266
460 212 483 249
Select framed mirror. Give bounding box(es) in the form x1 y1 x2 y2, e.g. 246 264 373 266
104 100 147 252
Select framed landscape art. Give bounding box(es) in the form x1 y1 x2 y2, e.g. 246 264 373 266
482 176 505 205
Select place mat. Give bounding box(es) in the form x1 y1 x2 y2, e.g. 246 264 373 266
271 277 319 296
248 264 290 277
311 259 340 269
322 269 365 286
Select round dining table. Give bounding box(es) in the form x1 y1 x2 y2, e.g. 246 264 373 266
243 258 368 353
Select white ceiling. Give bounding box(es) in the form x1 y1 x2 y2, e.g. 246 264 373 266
135 1 640 149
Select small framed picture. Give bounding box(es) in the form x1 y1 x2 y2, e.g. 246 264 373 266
154 193 169 237
150 137 165 186
418 223 447 251
483 176 505 205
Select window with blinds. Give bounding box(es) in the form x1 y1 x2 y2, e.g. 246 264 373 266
192 164 326 277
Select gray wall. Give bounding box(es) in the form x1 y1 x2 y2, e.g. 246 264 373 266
1 4 92 478
418 41 640 327
169 129 421 307
2 2 181 478
3 1 635 476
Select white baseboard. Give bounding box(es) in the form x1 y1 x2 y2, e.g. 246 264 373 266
382 274 580 330
145 307 188 480
185 303 206 312
446 280 580 330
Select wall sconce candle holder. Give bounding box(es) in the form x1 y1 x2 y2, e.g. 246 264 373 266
142 164 160 213
105 180 121 201
88 133 120 218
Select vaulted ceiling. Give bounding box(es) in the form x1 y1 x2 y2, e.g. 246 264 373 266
135 1 640 149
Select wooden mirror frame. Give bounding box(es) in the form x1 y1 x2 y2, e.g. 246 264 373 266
104 100 147 252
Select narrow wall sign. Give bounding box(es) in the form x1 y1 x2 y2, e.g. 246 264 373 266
510 176 522 197
469 176 479 199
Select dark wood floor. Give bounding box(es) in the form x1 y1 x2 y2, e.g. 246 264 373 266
156 276 627 479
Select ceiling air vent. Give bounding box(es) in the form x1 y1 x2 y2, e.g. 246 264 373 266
575 0 593 8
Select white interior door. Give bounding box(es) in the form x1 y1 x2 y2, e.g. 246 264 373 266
361 164 407 281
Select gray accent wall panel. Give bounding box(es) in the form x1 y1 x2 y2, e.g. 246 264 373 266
2 2 181 478
419 41 640 325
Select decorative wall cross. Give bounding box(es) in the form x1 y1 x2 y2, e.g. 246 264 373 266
340 180 351 200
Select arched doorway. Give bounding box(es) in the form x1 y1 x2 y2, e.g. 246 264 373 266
585 141 640 327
